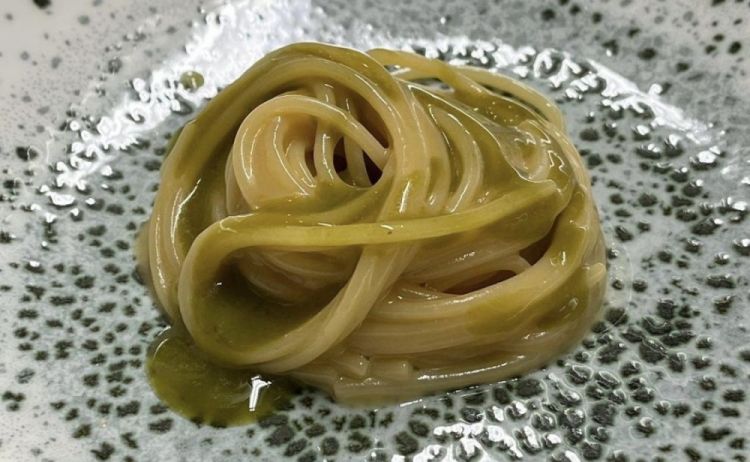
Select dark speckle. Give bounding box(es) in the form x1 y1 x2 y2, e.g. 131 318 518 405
107 58 123 74
701 427 731 442
120 433 138 449
266 425 294 446
147 418 173 433
516 378 543 397
635 417 655 436
16 368 35 384
73 424 91 438
591 401 616 426
408 420 429 437
349 415 366 429
614 226 633 242
722 390 744 402
394 431 418 455
580 128 600 141
320 437 339 456
115 401 139 417
16 146 39 161
460 407 482 423
637 48 656 60
75 275 95 289
283 439 307 457
91 442 115 461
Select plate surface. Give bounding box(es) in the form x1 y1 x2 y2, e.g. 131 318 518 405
1 0 749 460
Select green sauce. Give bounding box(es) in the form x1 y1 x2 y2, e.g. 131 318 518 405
180 71 205 92
146 328 293 426
192 268 342 353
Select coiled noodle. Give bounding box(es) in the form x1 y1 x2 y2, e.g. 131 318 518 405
142 43 606 403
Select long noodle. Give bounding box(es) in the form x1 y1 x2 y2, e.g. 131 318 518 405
142 43 607 403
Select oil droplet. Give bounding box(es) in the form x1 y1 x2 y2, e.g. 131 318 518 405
180 71 205 92
146 327 292 427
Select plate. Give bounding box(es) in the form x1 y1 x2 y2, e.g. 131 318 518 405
1 0 748 460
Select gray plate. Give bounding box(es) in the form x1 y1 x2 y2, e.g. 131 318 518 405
1 0 749 460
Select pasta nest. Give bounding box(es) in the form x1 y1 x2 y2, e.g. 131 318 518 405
142 43 606 402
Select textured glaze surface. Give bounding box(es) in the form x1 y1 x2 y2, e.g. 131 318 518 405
1 0 749 461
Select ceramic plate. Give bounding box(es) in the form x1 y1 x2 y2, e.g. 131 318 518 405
1 0 748 460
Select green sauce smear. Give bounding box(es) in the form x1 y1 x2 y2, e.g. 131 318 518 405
146 328 293 427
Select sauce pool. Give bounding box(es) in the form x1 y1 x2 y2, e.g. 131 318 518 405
146 327 293 426
138 223 294 426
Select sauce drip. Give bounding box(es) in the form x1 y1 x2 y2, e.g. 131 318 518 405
146 327 293 426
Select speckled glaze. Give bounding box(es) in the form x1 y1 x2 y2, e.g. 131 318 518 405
1 0 749 461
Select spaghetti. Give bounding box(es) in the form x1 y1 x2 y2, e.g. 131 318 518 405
141 43 606 403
